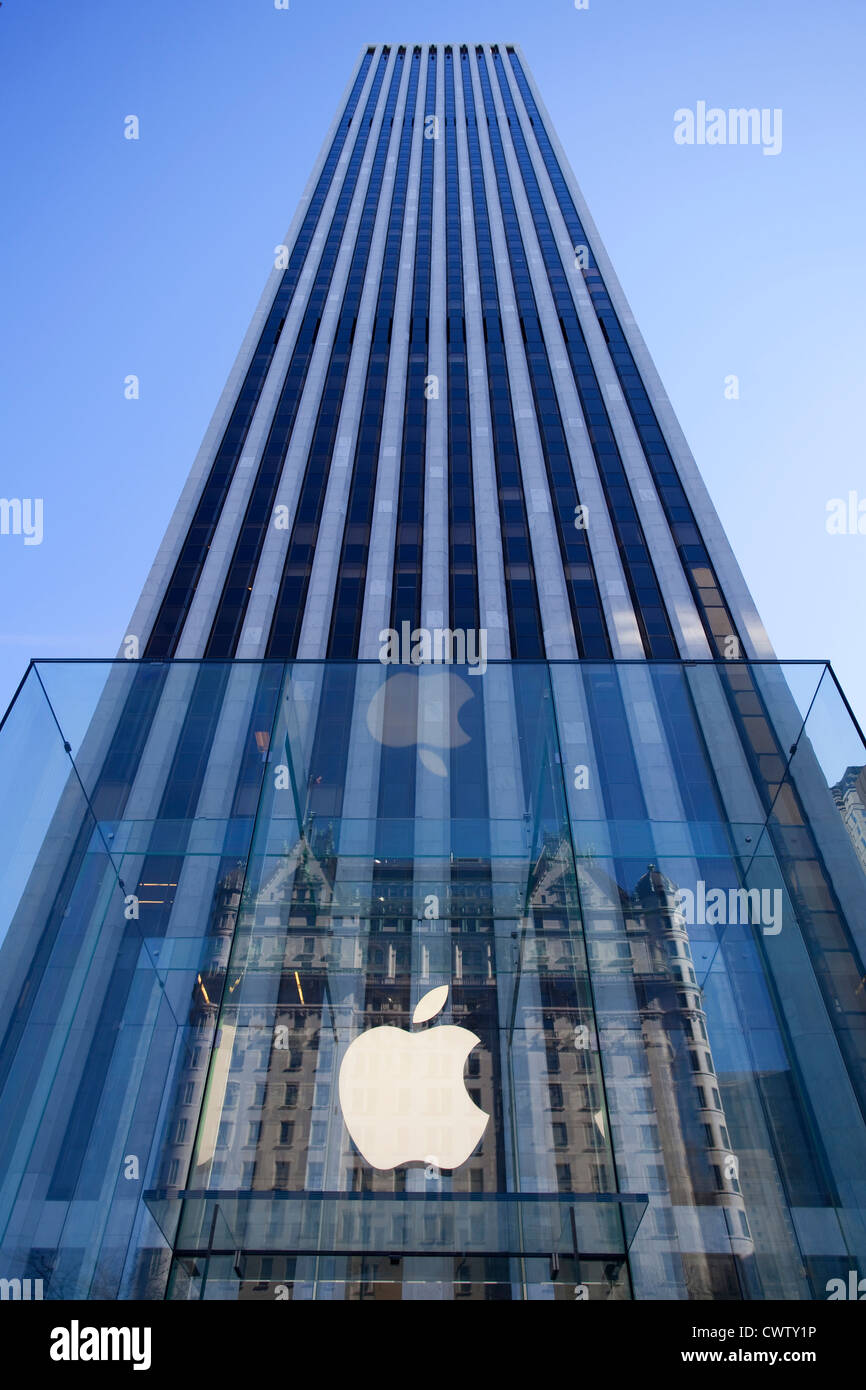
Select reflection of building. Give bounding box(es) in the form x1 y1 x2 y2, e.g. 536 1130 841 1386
832 766 866 873
1 43 866 1303
630 865 752 1299
547 847 755 1297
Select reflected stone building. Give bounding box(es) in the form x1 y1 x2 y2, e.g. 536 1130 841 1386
832 767 866 876
0 43 865 1302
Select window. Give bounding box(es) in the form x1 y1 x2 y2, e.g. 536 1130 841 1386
279 1121 294 1146
591 1163 611 1192
645 1163 667 1193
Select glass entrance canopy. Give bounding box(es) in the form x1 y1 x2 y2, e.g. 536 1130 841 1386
0 658 864 1300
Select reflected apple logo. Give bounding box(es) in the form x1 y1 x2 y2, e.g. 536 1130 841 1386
365 669 474 778
337 986 489 1171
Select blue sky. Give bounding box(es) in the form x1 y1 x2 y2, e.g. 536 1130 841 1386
1 0 864 728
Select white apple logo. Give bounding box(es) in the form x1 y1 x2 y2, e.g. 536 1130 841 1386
338 985 489 1170
365 670 475 778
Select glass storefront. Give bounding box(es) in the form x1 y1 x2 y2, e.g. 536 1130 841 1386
0 658 864 1300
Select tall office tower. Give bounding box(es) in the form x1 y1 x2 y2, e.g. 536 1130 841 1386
1 43 865 1303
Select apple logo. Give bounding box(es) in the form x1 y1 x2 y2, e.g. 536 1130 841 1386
338 985 489 1170
365 669 474 778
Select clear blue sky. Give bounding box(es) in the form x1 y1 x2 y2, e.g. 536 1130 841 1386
1 0 864 729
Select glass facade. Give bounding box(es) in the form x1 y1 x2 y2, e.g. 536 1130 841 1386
1 658 865 1300
133 42 741 670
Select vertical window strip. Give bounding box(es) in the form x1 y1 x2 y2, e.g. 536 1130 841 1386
475 50 610 659
327 51 422 657
460 51 544 659
444 50 479 634
388 50 437 636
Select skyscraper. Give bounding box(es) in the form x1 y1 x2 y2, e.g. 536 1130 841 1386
1 43 865 1302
